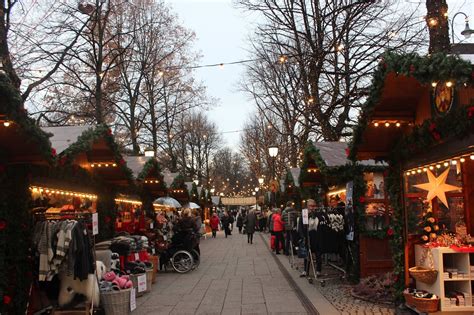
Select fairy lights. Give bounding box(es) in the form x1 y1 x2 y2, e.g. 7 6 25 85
144 179 160 184
30 186 97 199
90 162 117 168
372 120 409 127
307 168 318 173
404 153 474 176
115 198 142 205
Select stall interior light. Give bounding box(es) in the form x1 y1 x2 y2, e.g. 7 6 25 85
307 168 318 173
372 120 409 127
404 152 474 176
171 189 185 193
327 188 346 197
115 198 142 205
90 162 118 168
30 186 97 199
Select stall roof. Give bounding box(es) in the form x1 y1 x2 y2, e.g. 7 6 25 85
350 52 474 161
0 74 53 165
43 126 93 154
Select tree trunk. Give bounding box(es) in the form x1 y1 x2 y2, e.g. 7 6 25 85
0 1 21 89
426 0 450 54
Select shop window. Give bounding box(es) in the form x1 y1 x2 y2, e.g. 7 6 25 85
363 172 391 231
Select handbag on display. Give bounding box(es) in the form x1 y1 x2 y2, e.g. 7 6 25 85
297 239 308 258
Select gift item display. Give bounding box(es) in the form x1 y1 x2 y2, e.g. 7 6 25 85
115 198 144 235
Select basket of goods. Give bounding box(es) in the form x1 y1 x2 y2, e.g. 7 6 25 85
409 248 438 284
412 291 439 313
100 288 131 315
130 273 147 297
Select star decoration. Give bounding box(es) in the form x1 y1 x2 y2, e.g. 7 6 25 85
414 168 461 208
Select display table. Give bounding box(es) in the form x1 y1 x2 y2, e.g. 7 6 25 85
415 245 474 314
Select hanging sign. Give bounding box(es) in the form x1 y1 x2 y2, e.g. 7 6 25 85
137 274 147 292
130 288 136 311
302 209 308 225
92 213 99 235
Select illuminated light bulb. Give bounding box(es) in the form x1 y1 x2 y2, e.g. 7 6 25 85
384 122 390 127
158 71 164 76
428 18 438 27
105 164 109 167
470 155 474 160
396 122 401 127
423 168 427 172
308 97 314 104
3 121 10 127
374 122 379 127
451 160 457 165
417 169 422 173
460 157 465 163
411 171 416 175
443 162 449 167
436 164 441 169
429 166 434 170
98 164 102 167
337 44 344 51
431 82 437 87
446 81 453 87
45 189 50 193
112 163 117 167
279 55 287 63
91 164 95 168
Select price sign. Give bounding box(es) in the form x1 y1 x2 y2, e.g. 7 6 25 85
134 252 139 261
92 213 99 235
150 222 154 229
130 288 136 311
302 209 308 225
137 274 147 292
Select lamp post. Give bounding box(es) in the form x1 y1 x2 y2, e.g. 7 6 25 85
268 145 279 207
451 12 474 43
255 187 259 212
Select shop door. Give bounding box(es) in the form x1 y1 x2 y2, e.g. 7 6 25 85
359 236 394 277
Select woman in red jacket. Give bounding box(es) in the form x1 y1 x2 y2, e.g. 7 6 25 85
272 209 284 254
210 212 220 238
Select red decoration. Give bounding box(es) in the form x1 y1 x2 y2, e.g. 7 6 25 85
0 220 7 230
467 106 474 119
428 123 441 141
120 158 125 165
345 148 350 157
51 148 57 157
3 295 11 305
107 128 113 135
359 196 366 203
387 228 394 236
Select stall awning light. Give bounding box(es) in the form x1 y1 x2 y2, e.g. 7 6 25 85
404 152 474 176
90 162 118 168
30 186 97 199
115 198 142 205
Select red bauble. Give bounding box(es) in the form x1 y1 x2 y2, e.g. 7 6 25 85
387 228 394 236
51 148 57 157
359 196 366 203
428 122 437 132
3 295 11 304
0 220 7 230
120 158 125 165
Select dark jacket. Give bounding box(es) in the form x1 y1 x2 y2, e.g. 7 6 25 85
236 214 244 227
281 207 297 231
244 212 257 234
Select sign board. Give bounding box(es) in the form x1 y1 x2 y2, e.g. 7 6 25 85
134 253 139 261
302 209 308 225
130 288 136 311
137 274 147 292
92 213 99 235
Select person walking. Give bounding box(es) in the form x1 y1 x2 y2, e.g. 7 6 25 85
281 202 297 256
272 209 284 255
244 209 257 244
221 211 231 238
210 212 220 238
236 212 244 234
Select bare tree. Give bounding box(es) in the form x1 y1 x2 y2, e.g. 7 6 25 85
239 0 426 142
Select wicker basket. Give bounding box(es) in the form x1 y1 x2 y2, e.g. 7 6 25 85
146 268 153 293
130 273 146 297
100 288 131 315
409 266 438 284
150 256 158 284
413 296 439 313
403 292 416 307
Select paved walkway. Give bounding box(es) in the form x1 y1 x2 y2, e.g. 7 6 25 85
135 230 312 314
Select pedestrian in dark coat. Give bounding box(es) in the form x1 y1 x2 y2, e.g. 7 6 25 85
221 211 231 238
244 210 257 244
236 212 244 234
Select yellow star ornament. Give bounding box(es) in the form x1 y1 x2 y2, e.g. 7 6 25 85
413 168 461 208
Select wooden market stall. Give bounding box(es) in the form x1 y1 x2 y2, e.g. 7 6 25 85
0 73 55 314
349 52 474 312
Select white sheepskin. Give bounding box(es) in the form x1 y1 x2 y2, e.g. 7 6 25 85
58 261 106 307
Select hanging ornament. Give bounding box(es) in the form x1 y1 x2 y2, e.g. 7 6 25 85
414 169 461 208
3 295 11 304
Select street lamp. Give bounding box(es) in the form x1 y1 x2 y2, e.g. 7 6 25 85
451 12 474 43
258 177 264 185
210 188 215 194
254 187 259 212
268 145 279 207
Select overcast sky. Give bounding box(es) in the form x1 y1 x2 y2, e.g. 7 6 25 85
168 0 474 150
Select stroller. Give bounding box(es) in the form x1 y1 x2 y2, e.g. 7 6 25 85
158 228 200 273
